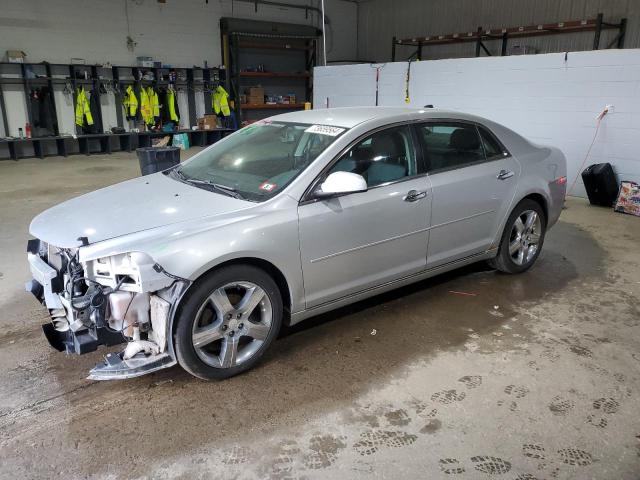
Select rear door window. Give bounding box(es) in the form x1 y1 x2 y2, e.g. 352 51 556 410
478 125 509 160
415 122 485 172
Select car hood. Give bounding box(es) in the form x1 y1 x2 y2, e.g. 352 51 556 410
30 172 254 248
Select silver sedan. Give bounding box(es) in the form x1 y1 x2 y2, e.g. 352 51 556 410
26 107 567 380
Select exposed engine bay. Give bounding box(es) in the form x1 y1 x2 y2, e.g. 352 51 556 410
25 238 189 380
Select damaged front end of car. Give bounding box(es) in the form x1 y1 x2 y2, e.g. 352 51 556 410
26 238 190 380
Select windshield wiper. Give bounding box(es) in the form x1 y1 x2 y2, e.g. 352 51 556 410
186 178 244 199
169 168 188 181
207 182 244 199
169 168 244 199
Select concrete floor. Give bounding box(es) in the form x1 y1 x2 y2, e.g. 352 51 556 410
0 151 639 480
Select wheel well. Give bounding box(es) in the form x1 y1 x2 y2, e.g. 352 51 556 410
521 193 548 223
192 257 292 325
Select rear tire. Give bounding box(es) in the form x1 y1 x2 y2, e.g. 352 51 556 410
174 265 283 380
489 199 546 274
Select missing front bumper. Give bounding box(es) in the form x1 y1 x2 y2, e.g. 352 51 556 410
41 321 125 354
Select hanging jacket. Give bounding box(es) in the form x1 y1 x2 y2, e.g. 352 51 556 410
88 89 103 134
29 87 57 136
149 87 160 123
139 87 151 125
166 89 179 123
160 88 180 124
75 87 93 129
123 85 138 120
140 86 159 126
212 86 230 117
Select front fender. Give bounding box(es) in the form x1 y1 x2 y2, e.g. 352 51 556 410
78 195 305 315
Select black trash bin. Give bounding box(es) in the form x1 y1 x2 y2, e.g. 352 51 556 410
136 147 180 176
581 163 618 207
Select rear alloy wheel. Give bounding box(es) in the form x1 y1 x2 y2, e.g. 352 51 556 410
175 265 282 380
489 199 546 274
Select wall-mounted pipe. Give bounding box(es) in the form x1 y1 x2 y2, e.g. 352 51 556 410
321 0 327 65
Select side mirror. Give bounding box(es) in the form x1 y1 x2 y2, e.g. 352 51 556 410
315 171 368 198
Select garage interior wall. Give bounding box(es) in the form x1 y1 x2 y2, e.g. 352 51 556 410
314 49 640 198
0 0 357 136
358 0 640 62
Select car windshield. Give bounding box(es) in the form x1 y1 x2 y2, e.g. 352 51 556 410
173 121 347 201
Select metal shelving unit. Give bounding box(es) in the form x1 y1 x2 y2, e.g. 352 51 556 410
391 13 628 61
220 17 321 124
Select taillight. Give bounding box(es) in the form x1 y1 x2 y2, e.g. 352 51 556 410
555 176 567 185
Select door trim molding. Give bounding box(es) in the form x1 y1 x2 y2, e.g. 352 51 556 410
310 225 431 264
430 209 494 230
292 248 497 323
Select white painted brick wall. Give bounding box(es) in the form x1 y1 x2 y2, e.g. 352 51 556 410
313 49 640 198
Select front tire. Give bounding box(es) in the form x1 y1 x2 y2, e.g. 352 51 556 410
174 265 283 380
489 199 546 274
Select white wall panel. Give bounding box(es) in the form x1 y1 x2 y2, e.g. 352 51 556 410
314 49 640 198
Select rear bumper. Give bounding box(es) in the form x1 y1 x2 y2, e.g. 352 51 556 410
548 180 566 229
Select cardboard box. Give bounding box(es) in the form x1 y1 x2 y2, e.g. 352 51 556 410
247 86 264 97
248 95 264 105
197 114 219 130
6 50 26 63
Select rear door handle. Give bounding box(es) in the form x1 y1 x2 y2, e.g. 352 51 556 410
497 169 514 180
403 190 428 202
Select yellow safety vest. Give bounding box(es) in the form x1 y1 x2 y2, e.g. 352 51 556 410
75 87 93 127
139 87 159 126
167 89 179 122
139 87 151 124
149 87 159 119
212 86 230 117
123 85 138 119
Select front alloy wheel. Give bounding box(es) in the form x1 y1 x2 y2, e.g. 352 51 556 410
175 265 283 380
192 282 272 369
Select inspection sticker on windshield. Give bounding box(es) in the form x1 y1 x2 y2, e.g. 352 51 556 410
305 124 345 136
259 182 277 192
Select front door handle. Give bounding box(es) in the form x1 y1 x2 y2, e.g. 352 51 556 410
497 169 514 180
403 190 428 202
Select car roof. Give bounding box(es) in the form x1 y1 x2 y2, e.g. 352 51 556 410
270 106 483 128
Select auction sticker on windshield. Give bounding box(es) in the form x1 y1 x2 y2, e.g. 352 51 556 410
305 125 345 136
259 182 277 192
